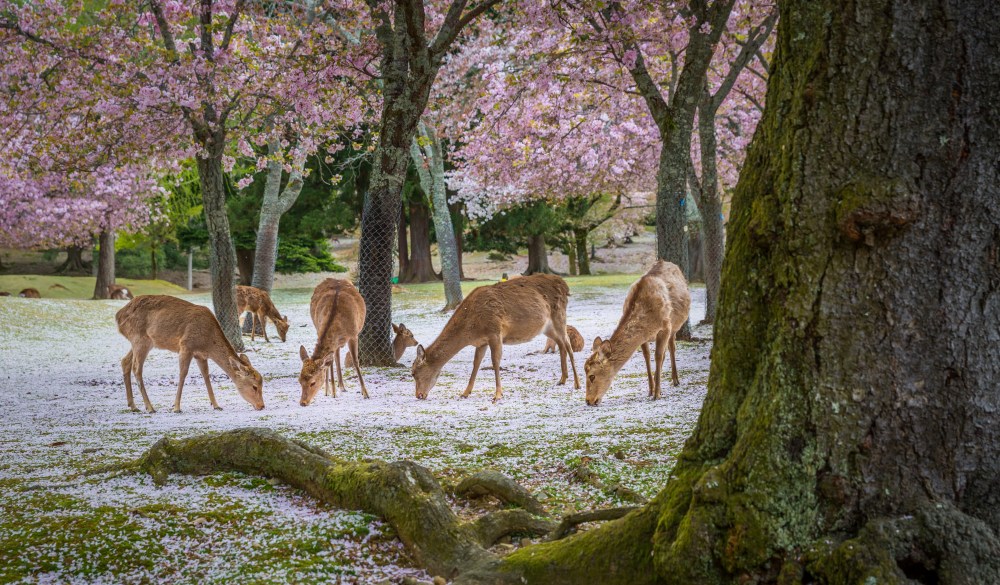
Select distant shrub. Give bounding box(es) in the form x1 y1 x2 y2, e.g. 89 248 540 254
276 238 346 274
487 251 510 262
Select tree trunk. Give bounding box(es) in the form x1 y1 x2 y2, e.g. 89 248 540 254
567 243 577 276
397 202 410 280
236 248 254 286
196 146 244 352
695 91 724 324
412 123 463 310
474 1 1000 582
524 234 553 275
56 246 90 273
401 198 439 283
92 230 115 300
251 141 306 295
449 200 467 280
573 228 590 276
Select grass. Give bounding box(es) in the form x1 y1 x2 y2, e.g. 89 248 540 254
0 275 188 299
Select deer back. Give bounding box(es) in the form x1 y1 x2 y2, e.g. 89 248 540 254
116 295 233 356
309 279 365 356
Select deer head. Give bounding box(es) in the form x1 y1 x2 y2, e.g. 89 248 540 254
584 336 615 406
228 353 265 410
411 345 440 400
275 315 290 342
298 344 333 406
393 323 418 349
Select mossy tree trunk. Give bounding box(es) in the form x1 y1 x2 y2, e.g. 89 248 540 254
484 0 1000 582
92 229 114 300
573 228 590 275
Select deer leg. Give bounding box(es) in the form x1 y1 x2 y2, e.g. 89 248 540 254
560 333 581 390
172 350 193 413
197 358 222 410
348 337 369 399
463 345 488 398
669 333 679 386
553 334 569 386
260 312 270 343
653 331 669 400
249 313 257 342
335 347 346 393
121 350 138 412
641 342 654 397
489 337 504 402
132 344 155 413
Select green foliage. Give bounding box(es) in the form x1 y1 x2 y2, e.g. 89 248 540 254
274 237 346 274
116 245 165 279
466 200 568 253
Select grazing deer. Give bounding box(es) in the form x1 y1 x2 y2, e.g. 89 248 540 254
542 325 584 353
108 284 134 300
584 260 691 406
18 288 40 298
116 295 264 413
236 285 290 342
0 291 10 296
412 273 580 402
299 279 368 405
344 322 418 370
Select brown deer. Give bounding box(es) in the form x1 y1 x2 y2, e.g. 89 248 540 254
344 322 418 370
236 285 290 342
116 295 264 413
18 288 40 298
108 284 134 300
541 325 584 353
299 279 368 405
584 260 691 406
412 273 580 402
0 292 10 296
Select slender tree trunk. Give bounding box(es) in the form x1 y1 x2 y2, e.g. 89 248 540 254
695 91 725 324
196 146 244 352
573 228 591 276
567 243 578 276
412 123 463 310
449 200 467 280
92 230 115 300
524 234 553 275
462 1 1000 582
401 198 438 283
397 202 410 280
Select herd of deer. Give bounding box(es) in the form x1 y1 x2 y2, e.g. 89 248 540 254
109 260 691 412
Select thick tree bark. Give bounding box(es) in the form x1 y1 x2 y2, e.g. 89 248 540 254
412 122 463 310
573 228 590 275
524 234 553 275
92 230 115 300
196 147 245 352
400 197 439 283
567 243 577 276
449 200 467 280
398 202 410 280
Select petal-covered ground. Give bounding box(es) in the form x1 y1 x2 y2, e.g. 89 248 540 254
0 275 710 584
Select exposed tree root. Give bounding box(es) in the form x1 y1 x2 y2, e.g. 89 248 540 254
454 470 547 515
547 506 637 540
134 428 655 585
571 462 648 504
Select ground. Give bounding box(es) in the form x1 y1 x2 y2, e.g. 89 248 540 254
0 274 709 584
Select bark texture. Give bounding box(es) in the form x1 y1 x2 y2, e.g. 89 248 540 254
411 122 463 309
524 234 554 275
400 197 439 283
56 246 89 273
197 148 245 352
251 140 305 294
92 230 115 300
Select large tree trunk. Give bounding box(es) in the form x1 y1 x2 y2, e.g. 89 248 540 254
196 146 244 352
573 228 590 276
92 230 114 300
236 248 254 286
567 242 577 276
524 234 554 275
397 202 410 280
412 123 463 310
449 199 467 280
474 1 1000 583
400 197 439 283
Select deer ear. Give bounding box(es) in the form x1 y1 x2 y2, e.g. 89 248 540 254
416 344 425 359
592 336 603 352
282 315 288 322
299 345 309 362
228 356 244 371
239 353 251 366
600 339 612 354
321 353 335 366
392 323 401 334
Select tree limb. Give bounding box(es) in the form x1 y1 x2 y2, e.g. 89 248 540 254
454 470 547 515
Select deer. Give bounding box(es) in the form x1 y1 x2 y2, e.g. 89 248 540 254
412 273 580 402
541 325 584 353
344 322 418 370
584 260 691 406
299 278 368 405
18 288 40 298
236 285 290 343
116 295 264 413
108 284 133 300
